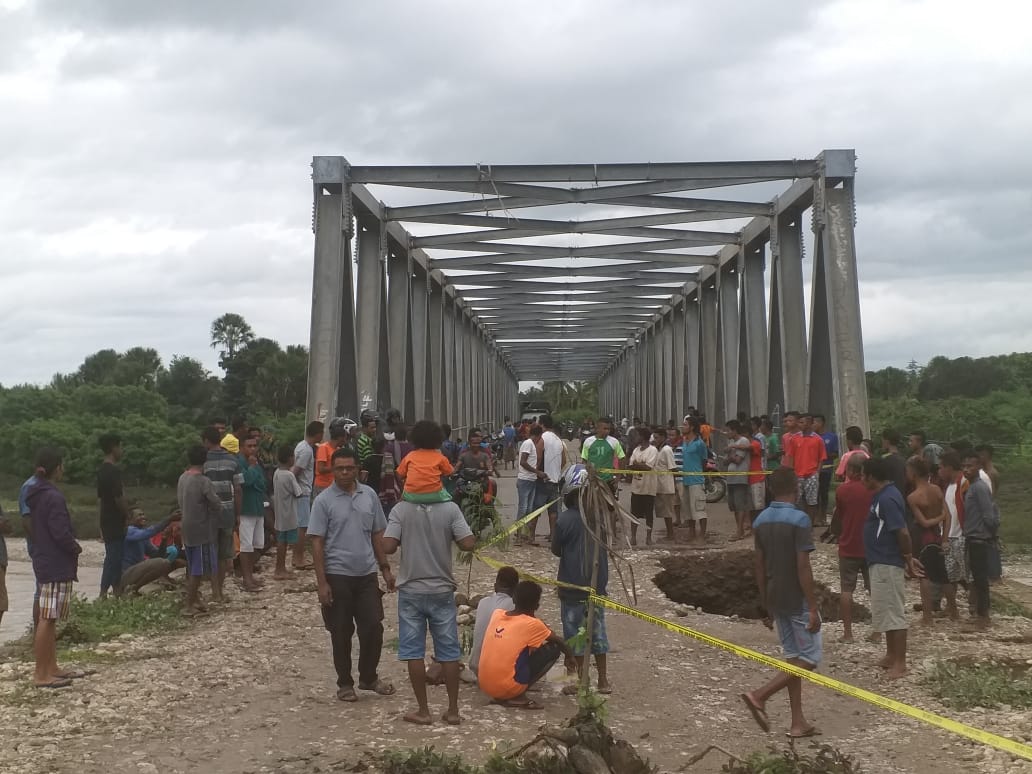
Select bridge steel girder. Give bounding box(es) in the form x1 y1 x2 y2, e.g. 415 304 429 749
310 152 865 442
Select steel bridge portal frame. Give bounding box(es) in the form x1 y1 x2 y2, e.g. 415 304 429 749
306 151 868 435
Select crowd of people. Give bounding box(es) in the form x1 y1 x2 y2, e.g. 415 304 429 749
0 406 1005 738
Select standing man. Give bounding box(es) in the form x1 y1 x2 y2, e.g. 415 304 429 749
552 471 611 693
724 420 753 541
177 445 222 616
291 420 323 570
0 504 9 630
741 467 821 739
97 433 130 599
961 451 999 631
238 436 267 593
309 447 395 702
760 418 781 472
880 430 907 494
627 429 659 546
835 426 869 481
501 417 517 471
835 457 873 642
581 417 625 492
784 414 826 527
316 419 351 497
814 415 839 523
905 458 947 627
862 457 921 680
939 452 966 621
382 491 475 725
26 448 82 689
680 417 709 543
517 425 546 546
221 416 247 455
202 425 242 603
538 415 566 541
652 428 678 541
356 412 379 487
780 411 800 466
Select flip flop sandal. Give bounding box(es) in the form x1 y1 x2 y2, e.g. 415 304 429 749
36 678 73 689
786 727 822 739
336 686 358 702
741 693 770 732
358 678 396 696
56 670 97 680
500 698 543 710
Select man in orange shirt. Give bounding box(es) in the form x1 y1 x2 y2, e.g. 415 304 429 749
785 413 827 526
314 420 349 497
478 580 575 709
780 411 801 466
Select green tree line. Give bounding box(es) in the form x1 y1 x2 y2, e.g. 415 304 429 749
0 314 308 486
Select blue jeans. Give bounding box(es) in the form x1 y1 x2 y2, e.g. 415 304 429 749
516 479 537 519
397 590 461 662
101 539 125 593
773 603 822 666
560 598 609 656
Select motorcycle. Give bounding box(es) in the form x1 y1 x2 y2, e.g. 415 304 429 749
449 467 498 506
703 450 727 504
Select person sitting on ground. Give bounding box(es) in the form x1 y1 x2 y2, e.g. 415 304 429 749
119 508 182 594
741 467 822 739
272 443 305 581
177 444 223 616
477 580 576 709
397 420 454 504
469 566 519 677
552 465 611 694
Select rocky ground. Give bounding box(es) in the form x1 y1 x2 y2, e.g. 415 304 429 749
2 474 1032 774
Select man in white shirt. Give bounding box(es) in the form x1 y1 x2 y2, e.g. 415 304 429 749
939 452 965 620
725 420 753 541
291 420 323 570
627 430 659 546
652 428 678 541
517 425 546 546
538 415 567 541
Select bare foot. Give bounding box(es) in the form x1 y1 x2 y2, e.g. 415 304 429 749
403 710 433 725
885 667 907 680
597 679 612 694
920 615 934 627
273 570 295 581
838 634 854 643
947 607 960 621
242 584 262 593
877 655 892 669
441 711 462 725
865 631 883 643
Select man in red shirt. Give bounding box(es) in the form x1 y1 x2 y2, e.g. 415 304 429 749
747 431 766 521
780 411 801 466
785 413 827 526
834 456 873 642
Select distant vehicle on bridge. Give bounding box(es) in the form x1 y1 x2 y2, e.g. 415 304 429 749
520 401 552 424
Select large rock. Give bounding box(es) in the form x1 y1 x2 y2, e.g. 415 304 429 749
568 745 610 774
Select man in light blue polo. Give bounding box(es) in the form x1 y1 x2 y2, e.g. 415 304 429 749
309 446 396 703
680 417 709 543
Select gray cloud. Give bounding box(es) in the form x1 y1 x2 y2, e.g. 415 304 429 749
1 0 1030 385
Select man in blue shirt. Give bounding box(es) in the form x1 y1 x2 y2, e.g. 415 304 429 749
862 456 921 680
679 417 709 543
741 467 821 739
501 417 517 471
20 472 40 626
119 509 181 593
814 415 839 527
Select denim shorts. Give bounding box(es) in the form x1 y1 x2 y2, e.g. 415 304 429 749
773 603 822 666
397 590 461 662
296 497 311 530
560 599 609 656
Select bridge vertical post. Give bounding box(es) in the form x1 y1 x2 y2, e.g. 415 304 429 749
427 281 445 421
718 264 740 425
443 293 457 426
355 216 384 415
660 314 673 425
387 250 411 418
772 212 808 415
699 280 718 424
816 175 868 433
409 263 429 420
672 299 687 421
685 289 700 412
740 246 768 415
307 187 347 424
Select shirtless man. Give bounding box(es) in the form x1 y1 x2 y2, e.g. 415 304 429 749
905 458 949 625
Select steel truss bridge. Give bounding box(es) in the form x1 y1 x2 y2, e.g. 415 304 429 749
306 151 868 433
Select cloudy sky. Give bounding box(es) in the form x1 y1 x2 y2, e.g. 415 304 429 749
2 0 1030 387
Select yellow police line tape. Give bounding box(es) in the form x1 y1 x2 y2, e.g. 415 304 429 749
472 531 1032 760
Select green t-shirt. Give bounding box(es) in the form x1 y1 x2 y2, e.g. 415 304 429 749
580 435 626 480
764 433 781 464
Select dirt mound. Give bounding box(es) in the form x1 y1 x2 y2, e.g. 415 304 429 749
653 550 869 622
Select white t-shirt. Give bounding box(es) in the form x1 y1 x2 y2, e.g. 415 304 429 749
293 439 315 495
655 444 676 495
629 444 659 496
541 431 564 483
517 439 539 482
944 480 962 539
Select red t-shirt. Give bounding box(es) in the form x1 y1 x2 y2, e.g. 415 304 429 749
791 433 826 477
836 479 873 558
748 437 765 484
780 431 799 465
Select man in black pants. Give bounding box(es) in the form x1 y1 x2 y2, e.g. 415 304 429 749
961 452 998 631
477 581 576 709
309 447 396 702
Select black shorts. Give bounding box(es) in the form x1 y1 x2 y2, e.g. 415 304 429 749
630 493 655 520
839 556 869 593
919 543 949 585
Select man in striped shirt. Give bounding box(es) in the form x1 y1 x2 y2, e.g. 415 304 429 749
202 426 242 603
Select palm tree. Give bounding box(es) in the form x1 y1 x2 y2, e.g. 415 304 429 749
210 313 255 368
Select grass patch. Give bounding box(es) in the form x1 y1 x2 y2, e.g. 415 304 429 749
723 743 864 773
57 593 183 645
924 659 1032 710
0 681 55 709
991 593 1032 619
995 461 1032 551
0 473 175 541
379 747 572 774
